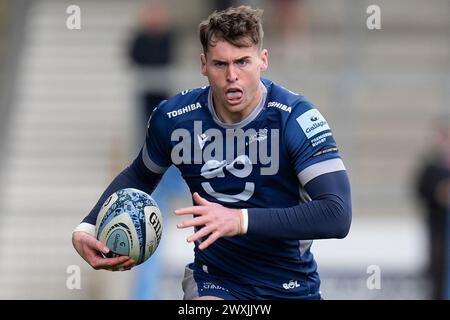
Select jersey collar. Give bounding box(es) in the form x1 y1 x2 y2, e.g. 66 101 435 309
207 80 268 129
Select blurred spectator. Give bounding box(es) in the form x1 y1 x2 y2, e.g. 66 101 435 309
127 3 190 300
266 0 310 65
414 116 450 300
210 0 237 11
270 0 308 39
128 2 174 146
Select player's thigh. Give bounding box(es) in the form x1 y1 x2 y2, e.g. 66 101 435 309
182 264 236 300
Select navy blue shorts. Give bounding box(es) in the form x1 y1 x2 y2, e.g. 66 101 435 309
181 263 322 300
182 263 238 300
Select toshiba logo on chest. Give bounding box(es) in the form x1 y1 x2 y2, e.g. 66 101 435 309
296 109 330 139
166 102 202 119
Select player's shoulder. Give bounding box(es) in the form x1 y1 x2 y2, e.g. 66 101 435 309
152 85 209 121
264 78 316 120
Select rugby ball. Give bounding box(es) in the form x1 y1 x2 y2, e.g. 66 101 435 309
95 188 162 265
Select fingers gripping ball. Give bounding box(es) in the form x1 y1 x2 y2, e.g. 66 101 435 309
95 188 163 265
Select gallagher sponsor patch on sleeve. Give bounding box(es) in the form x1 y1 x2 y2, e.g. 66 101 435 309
296 109 331 139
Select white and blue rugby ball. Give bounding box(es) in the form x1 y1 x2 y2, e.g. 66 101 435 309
95 188 163 265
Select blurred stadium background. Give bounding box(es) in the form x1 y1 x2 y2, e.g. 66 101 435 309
0 0 448 299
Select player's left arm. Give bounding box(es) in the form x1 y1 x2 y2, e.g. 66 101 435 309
175 168 351 249
176 102 352 249
244 101 352 240
244 168 352 239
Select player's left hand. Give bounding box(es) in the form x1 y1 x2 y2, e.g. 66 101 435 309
175 192 244 250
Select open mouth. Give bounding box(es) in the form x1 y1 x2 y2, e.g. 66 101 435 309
225 88 243 104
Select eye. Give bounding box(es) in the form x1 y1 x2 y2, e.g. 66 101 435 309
236 59 248 67
214 62 226 68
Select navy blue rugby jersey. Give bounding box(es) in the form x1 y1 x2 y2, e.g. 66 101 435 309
143 78 344 298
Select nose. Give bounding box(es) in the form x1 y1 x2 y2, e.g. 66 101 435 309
226 65 238 82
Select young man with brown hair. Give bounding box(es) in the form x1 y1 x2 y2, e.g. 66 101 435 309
73 6 352 300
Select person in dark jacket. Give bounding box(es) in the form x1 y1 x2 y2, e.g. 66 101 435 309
415 117 450 300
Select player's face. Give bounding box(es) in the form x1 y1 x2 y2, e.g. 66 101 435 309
201 38 268 123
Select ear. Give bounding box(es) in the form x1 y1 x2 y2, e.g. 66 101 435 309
260 49 268 72
200 53 207 76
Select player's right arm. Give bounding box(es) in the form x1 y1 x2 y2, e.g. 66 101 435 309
72 152 165 270
72 103 172 270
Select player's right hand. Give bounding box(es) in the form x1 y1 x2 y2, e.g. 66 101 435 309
72 231 135 271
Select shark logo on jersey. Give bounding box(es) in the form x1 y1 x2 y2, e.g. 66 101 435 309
247 128 268 146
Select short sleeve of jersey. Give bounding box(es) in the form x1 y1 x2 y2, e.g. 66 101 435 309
285 100 344 185
142 101 172 173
